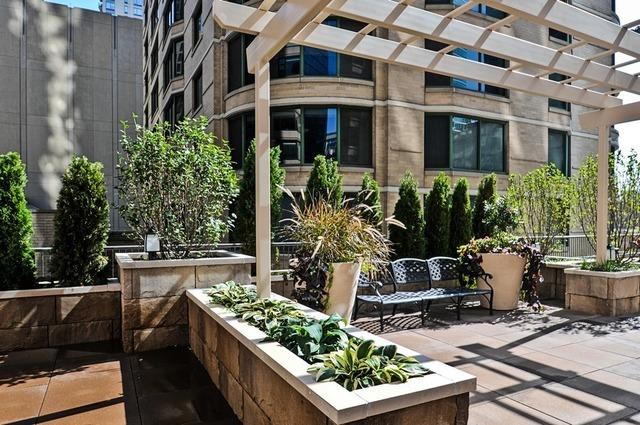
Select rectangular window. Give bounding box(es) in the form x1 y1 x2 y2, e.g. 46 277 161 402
549 73 571 111
193 68 203 111
163 93 184 128
426 1 506 18
340 108 372 166
304 108 338 163
164 38 184 87
151 44 158 75
425 114 505 172
271 44 302 78
549 130 569 175
272 109 302 164
151 84 158 114
193 2 203 45
227 34 255 92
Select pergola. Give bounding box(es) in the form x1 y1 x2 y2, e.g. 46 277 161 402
213 0 640 298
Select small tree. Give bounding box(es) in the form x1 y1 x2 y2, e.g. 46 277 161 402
507 164 574 255
0 152 36 290
231 140 286 255
449 178 472 256
118 117 238 258
473 173 497 238
425 172 450 257
355 172 382 226
305 155 343 207
51 156 110 286
389 171 425 258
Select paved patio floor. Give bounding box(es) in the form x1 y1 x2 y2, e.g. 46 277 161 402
0 342 240 425
355 301 640 425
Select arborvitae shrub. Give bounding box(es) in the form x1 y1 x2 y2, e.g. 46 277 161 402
425 172 450 257
231 140 285 255
51 156 110 286
0 152 36 290
389 171 425 258
473 173 497 238
355 172 382 226
305 155 343 207
449 178 473 256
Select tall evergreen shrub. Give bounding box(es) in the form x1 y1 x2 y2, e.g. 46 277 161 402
449 178 473 256
0 152 36 290
51 156 110 286
231 140 286 255
389 171 425 258
355 172 382 225
473 173 497 238
305 155 343 207
425 172 451 257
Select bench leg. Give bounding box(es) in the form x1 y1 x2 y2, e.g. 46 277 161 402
420 300 425 326
489 291 494 316
456 297 462 321
392 304 397 317
379 305 384 332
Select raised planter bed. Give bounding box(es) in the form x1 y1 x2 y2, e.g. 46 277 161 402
116 251 255 353
539 262 578 301
0 283 121 352
564 268 640 316
186 288 475 425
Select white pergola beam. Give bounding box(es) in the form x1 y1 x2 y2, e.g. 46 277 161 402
325 0 640 94
482 0 640 60
245 0 331 73
580 101 640 128
214 0 621 109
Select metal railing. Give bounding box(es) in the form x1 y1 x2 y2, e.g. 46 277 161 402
545 235 595 258
33 242 301 281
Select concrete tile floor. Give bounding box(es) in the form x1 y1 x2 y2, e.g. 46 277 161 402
0 342 240 425
358 301 640 425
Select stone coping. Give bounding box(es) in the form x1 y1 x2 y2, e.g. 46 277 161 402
0 283 121 300
116 251 256 269
186 288 476 424
543 261 581 270
564 267 640 279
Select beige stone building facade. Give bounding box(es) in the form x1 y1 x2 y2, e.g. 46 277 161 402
143 0 618 217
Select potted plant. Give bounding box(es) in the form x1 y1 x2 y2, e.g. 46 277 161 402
281 189 394 322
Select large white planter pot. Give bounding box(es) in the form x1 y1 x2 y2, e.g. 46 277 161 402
477 253 526 310
324 262 362 323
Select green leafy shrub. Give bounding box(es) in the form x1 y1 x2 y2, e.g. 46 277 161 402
473 174 497 238
425 172 450 257
449 178 473 256
581 260 640 272
507 164 574 255
355 172 382 226
118 117 238 258
482 196 519 236
231 140 285 255
233 298 307 331
305 155 343 207
458 232 523 256
389 171 425 258
50 156 110 286
308 338 430 391
0 152 36 289
208 281 257 307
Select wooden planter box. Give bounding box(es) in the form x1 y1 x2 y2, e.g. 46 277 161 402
0 284 121 352
187 288 475 425
116 251 255 353
564 268 640 316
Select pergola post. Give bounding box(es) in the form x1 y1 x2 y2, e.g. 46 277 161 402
255 60 271 299
596 124 610 263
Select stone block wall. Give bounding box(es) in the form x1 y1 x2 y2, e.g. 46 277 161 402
0 287 121 352
539 264 569 302
565 270 640 316
188 298 470 425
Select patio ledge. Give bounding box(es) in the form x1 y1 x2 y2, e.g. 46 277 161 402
116 251 256 269
0 282 121 300
564 268 640 278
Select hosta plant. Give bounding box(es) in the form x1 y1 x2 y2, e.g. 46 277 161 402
208 281 257 308
232 298 306 332
309 339 430 391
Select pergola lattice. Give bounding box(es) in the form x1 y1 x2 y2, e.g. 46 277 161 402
213 0 640 298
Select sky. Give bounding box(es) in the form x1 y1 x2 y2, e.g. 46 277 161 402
45 0 639 155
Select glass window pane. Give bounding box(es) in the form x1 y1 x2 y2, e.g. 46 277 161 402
451 116 478 170
243 35 255 86
228 115 243 169
549 130 568 175
304 47 338 76
228 35 242 92
271 44 301 78
304 108 338 163
480 122 504 172
340 109 372 166
340 55 372 80
425 115 450 168
272 109 302 164
452 49 480 91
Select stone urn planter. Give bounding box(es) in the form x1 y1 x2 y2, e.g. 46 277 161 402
477 253 527 310
324 261 362 323
116 250 255 353
564 268 640 316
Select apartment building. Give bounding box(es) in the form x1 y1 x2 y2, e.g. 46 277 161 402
0 0 143 239
142 0 619 217
100 0 144 19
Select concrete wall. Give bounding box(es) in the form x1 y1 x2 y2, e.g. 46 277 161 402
0 0 143 232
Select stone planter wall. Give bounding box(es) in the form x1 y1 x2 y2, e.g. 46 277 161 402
187 288 474 425
117 251 255 353
0 284 121 352
565 268 640 316
539 263 575 301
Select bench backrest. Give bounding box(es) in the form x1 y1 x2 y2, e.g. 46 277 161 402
427 257 461 287
391 258 431 291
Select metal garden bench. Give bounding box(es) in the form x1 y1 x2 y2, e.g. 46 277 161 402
353 257 494 331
